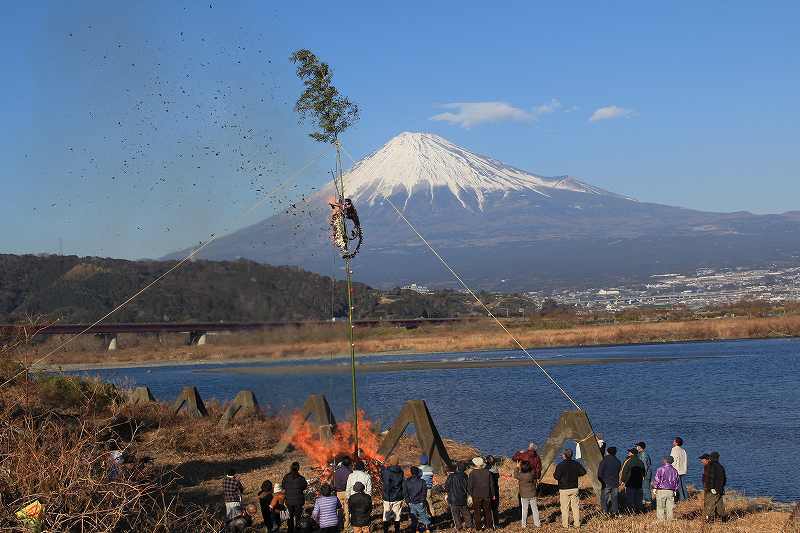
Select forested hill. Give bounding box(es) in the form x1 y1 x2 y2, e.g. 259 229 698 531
0 254 477 323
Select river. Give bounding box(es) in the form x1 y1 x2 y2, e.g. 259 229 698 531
75 337 800 502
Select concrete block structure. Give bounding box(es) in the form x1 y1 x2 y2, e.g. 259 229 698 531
218 390 261 428
128 386 156 404
172 386 208 417
273 394 337 454
378 400 452 473
539 410 603 502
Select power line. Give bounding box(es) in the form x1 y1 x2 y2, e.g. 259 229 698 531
383 197 582 410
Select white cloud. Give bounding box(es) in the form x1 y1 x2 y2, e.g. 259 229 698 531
431 102 532 128
533 98 561 116
589 105 635 122
431 99 564 128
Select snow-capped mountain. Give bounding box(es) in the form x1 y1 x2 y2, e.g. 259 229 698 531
336 132 626 209
168 132 800 290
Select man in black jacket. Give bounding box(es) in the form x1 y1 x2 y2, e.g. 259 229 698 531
597 447 622 516
381 456 405 533
701 452 727 521
553 449 586 529
620 448 646 513
445 463 473 531
348 481 372 533
282 462 308 533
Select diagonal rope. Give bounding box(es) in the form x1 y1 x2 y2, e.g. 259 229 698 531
338 143 580 409
384 198 582 411
0 150 327 389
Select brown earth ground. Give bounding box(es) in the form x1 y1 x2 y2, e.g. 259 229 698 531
123 399 794 533
154 428 793 533
37 314 800 369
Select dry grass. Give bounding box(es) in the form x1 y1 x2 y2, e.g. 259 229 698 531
1 371 792 532
38 314 800 367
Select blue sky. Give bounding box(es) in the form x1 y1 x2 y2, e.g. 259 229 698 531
2 1 798 259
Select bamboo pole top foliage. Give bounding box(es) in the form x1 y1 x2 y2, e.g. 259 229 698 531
290 49 359 144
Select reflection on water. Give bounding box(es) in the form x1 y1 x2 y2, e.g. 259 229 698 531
77 338 800 501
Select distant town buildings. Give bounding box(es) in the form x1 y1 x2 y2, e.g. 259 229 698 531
525 266 800 311
401 283 433 294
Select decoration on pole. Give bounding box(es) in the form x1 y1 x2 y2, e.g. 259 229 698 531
290 48 361 458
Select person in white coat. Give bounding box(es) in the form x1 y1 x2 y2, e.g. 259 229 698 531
670 437 688 501
346 461 373 499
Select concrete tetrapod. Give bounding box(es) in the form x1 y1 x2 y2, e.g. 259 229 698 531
377 400 452 473
172 386 208 418
538 410 603 503
218 390 261 429
128 386 156 405
273 394 337 454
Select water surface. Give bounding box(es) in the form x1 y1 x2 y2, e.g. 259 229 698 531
76 338 800 501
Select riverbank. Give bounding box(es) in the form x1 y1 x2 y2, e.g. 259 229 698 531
1 371 795 532
40 314 800 370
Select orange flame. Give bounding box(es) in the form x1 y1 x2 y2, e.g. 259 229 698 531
288 409 384 468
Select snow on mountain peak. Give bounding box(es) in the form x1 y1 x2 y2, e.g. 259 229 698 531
341 132 617 209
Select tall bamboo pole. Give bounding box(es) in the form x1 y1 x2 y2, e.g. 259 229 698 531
335 141 359 459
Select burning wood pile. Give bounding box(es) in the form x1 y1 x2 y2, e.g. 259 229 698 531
287 410 386 498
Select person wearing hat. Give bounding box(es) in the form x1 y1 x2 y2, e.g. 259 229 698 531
652 456 680 521
554 448 586 529
635 442 653 508
467 457 495 530
349 481 372 533
700 452 727 521
620 448 646 513
381 456 405 533
269 484 287 531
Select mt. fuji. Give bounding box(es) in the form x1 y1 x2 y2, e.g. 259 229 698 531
169 132 800 290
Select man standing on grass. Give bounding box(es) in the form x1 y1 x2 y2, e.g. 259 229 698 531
348 482 372 533
597 446 622 516
701 452 727 522
418 455 436 521
620 448 646 513
381 456 405 533
636 442 653 508
652 456 680 521
282 462 309 533
223 469 245 519
334 457 353 530
670 437 688 501
467 457 495 530
405 466 432 533
554 448 586 529
445 462 473 531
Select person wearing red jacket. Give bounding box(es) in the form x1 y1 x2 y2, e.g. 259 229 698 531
512 443 542 480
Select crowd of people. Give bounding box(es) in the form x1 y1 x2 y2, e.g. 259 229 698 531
220 437 727 532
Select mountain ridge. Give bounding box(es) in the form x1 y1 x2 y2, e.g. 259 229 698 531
165 132 800 290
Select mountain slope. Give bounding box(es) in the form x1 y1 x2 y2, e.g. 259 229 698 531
168 132 800 290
